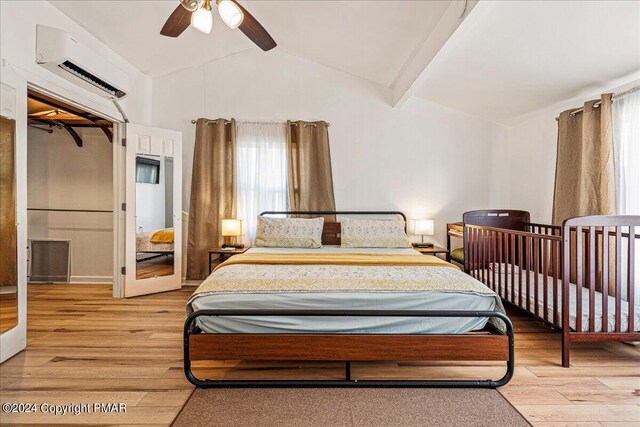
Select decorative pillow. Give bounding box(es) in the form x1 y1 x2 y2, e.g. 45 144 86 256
340 217 411 248
254 216 324 248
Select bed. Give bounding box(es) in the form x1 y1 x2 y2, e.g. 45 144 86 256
136 228 174 254
184 211 514 388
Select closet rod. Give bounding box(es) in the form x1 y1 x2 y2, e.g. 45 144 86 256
28 124 53 134
27 208 113 213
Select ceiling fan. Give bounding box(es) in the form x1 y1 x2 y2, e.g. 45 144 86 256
160 0 276 51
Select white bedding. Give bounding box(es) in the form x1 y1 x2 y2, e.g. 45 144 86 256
189 246 500 335
478 265 640 332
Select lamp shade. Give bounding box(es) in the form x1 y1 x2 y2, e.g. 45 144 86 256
414 219 434 236
221 219 243 237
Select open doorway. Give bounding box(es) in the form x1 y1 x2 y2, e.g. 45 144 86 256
26 89 115 288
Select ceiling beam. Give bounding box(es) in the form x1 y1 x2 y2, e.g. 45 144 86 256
390 0 478 108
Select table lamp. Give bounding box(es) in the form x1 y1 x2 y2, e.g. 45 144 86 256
413 219 434 248
221 219 244 249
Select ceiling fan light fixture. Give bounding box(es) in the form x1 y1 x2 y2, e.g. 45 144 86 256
217 0 244 29
191 0 213 34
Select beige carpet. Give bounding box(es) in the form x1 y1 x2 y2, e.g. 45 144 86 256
172 388 530 427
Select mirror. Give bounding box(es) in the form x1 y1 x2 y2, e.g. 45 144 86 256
135 154 175 279
0 116 18 333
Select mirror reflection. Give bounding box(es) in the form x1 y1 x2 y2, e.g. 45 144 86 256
0 116 18 333
136 154 175 279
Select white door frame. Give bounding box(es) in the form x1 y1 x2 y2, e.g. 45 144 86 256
0 63 28 363
0 59 131 362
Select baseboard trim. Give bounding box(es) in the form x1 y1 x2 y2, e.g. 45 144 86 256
70 276 113 284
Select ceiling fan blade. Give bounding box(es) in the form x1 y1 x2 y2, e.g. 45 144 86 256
233 0 277 51
160 4 192 37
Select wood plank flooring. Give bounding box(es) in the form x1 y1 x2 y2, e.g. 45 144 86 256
0 284 638 426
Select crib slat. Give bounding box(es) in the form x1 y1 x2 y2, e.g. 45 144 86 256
481 229 486 284
576 227 583 333
469 228 475 279
534 237 540 317
588 226 596 333
615 227 622 332
518 235 524 308
602 226 609 333
471 228 477 280
525 235 531 312
511 234 516 303
543 237 549 323
628 226 635 333
490 231 496 291
498 231 503 298
552 239 559 326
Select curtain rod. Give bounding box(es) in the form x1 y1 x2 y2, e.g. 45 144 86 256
190 119 330 127
555 85 639 121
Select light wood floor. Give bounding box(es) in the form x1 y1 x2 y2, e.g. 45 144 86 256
0 284 638 426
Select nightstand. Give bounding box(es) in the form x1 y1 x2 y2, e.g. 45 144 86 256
413 245 450 262
208 247 249 274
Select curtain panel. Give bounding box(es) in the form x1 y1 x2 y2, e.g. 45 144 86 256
186 118 237 280
552 94 616 225
286 120 336 220
553 94 618 295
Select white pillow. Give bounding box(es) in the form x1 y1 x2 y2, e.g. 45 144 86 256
340 217 411 248
254 216 324 248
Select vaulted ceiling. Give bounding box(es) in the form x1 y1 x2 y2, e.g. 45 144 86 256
414 0 640 124
50 0 640 124
50 0 451 87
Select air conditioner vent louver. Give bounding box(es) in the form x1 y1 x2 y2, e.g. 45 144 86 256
59 61 126 99
36 25 131 100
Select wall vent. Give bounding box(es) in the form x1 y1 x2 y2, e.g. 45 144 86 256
29 240 71 283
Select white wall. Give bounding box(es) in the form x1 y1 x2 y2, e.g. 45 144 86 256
153 50 508 247
506 74 640 224
0 1 151 124
27 127 113 283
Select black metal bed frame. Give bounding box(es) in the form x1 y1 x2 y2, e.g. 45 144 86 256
184 309 515 388
183 210 515 388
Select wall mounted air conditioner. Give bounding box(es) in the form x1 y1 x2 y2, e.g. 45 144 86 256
35 25 130 100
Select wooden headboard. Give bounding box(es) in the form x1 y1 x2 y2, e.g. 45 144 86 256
462 210 530 231
260 211 407 245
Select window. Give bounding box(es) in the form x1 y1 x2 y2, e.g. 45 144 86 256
613 88 640 216
612 87 640 294
236 122 288 243
136 156 160 184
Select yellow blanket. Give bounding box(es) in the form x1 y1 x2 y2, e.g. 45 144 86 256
214 252 459 272
150 228 174 244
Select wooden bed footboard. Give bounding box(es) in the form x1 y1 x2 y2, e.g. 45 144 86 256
465 214 640 367
183 310 515 388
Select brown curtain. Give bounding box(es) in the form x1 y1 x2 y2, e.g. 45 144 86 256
552 95 616 294
552 94 616 225
287 121 336 219
186 118 236 280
